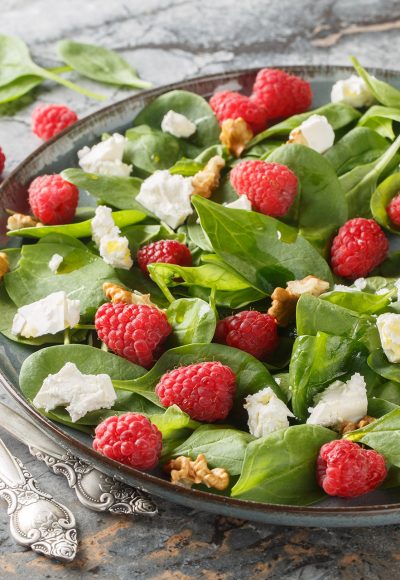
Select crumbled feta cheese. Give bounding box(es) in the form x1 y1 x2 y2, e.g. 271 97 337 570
376 287 390 295
78 133 132 177
306 373 367 428
395 279 400 301
289 114 335 154
244 387 294 438
224 195 252 210
331 75 375 108
12 291 80 338
99 234 133 270
377 313 400 363
333 284 358 293
48 253 63 273
136 170 194 229
353 278 367 291
161 110 197 138
33 362 117 422
91 205 120 246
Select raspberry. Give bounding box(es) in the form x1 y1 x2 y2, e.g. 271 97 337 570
230 160 298 217
155 361 236 422
28 174 79 225
317 439 387 498
32 104 78 141
215 311 278 360
387 193 400 227
137 239 192 276
252 68 312 119
0 147 5 176
95 303 171 368
209 91 269 134
330 218 389 279
93 413 162 470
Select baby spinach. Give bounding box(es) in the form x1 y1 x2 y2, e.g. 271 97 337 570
149 405 199 438
372 381 400 406
322 290 392 314
352 57 400 108
170 425 254 475
193 196 333 294
188 284 266 310
368 349 400 383
166 298 216 346
368 398 399 418
231 425 336 505
371 172 400 233
124 125 182 175
58 40 152 90
8 208 145 239
358 105 400 140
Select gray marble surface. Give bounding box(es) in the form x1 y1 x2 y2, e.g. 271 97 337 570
1 0 400 577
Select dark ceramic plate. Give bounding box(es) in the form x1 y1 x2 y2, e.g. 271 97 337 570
2 66 400 527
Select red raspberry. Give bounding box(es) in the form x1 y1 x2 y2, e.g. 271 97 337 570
28 174 79 225
209 91 268 134
317 439 387 498
0 147 5 176
330 218 389 279
215 311 278 360
95 303 171 369
32 104 78 141
252 68 312 119
230 160 298 217
155 361 236 422
93 413 162 470
387 193 400 227
137 240 192 276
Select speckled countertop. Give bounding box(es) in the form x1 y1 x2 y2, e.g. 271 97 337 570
1 0 400 577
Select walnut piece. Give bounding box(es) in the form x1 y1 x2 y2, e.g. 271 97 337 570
341 415 376 435
102 282 159 308
219 118 253 157
7 212 42 231
0 252 9 280
191 155 225 198
287 128 308 146
164 454 230 491
268 275 330 326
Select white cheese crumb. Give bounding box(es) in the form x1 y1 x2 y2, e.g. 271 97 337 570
353 277 367 290
306 373 367 428
136 170 194 230
376 287 390 295
224 195 252 210
48 253 63 273
91 205 120 247
244 387 294 438
331 75 375 108
33 362 117 422
78 133 132 177
289 114 335 154
161 110 197 138
377 313 400 363
12 291 80 338
91 206 133 270
333 284 358 293
395 279 400 301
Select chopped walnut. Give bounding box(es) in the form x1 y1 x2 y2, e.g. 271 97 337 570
219 118 253 157
268 275 330 326
102 282 159 308
191 155 225 198
340 415 376 435
0 252 9 280
287 128 308 146
164 453 230 491
7 212 43 231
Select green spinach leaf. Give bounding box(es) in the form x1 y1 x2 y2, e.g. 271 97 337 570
166 298 216 346
124 125 182 175
352 57 400 108
368 349 400 384
358 105 400 140
371 172 400 233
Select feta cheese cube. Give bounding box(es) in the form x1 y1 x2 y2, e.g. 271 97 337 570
136 170 194 229
161 110 197 138
99 234 133 270
33 362 117 422
331 75 375 108
91 205 120 247
48 253 63 273
306 373 367 428
377 313 400 363
78 133 132 177
12 291 80 338
289 114 335 154
244 387 294 438
353 277 367 291
224 195 252 210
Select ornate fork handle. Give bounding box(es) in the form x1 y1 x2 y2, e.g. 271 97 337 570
29 446 158 516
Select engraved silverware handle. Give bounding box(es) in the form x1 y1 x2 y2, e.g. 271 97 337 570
29 446 158 516
0 437 78 562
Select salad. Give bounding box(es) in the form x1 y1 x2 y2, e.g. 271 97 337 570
3 58 400 506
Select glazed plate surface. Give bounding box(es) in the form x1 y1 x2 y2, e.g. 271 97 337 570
2 66 400 527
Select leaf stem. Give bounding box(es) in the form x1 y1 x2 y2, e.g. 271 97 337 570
35 65 107 101
64 328 71 345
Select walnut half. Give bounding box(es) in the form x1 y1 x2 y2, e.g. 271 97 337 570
0 252 9 280
219 117 253 157
340 415 376 435
6 212 42 231
191 155 225 198
164 454 230 491
102 282 159 308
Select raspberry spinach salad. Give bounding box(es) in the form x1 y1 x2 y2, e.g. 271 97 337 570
4 60 400 506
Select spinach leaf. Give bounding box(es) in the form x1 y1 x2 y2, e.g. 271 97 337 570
7 208 145 239
123 223 185 254
58 40 151 90
166 298 216 346
61 168 146 212
170 425 254 475
351 57 400 108
0 74 42 105
169 158 204 176
193 196 333 294
149 405 199 438
371 172 400 233
124 125 182 175
368 349 400 384
324 127 389 175
187 285 266 309
322 290 392 314
132 90 220 151
372 381 400 406
267 143 347 246
358 105 400 140
368 398 399 418
231 425 336 505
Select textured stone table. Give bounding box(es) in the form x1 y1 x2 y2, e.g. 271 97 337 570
2 0 400 577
